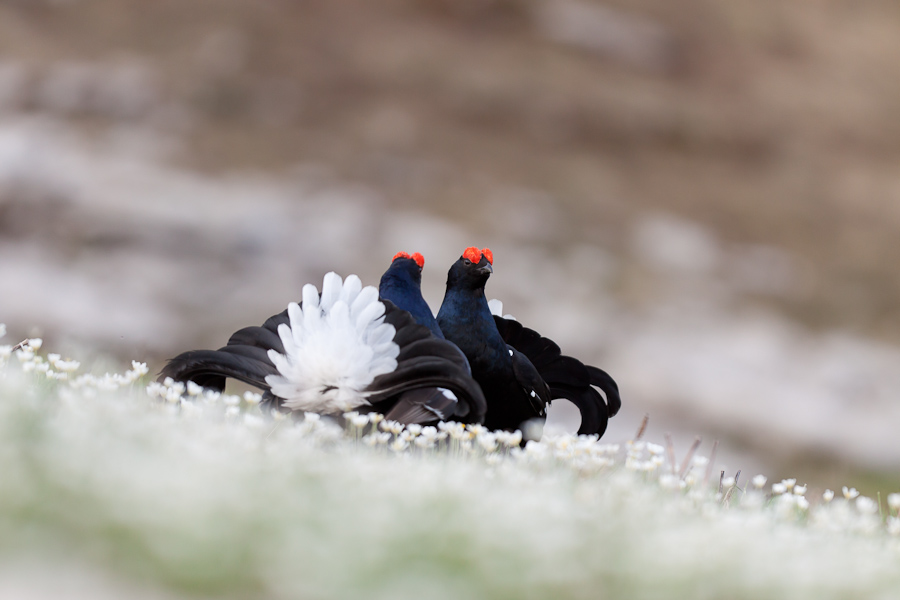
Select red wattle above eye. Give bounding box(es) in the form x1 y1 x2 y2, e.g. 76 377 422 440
462 247 482 263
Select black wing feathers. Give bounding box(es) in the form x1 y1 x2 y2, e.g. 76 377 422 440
493 315 619 436
508 347 551 416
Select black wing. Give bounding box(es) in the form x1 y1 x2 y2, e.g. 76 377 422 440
493 315 620 437
508 346 551 417
366 301 487 424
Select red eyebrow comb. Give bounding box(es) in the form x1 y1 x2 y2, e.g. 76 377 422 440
463 247 482 263
393 251 424 268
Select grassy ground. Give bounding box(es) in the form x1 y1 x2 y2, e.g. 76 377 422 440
2 336 900 599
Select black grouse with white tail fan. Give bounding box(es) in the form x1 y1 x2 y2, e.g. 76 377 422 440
160 266 486 425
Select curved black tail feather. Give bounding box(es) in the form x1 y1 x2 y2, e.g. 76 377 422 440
492 315 619 436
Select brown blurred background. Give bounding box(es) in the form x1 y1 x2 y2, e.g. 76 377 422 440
2 0 900 493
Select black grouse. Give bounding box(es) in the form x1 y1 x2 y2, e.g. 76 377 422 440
159 258 486 425
436 247 621 436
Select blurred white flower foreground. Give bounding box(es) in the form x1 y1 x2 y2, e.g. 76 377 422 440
1 334 899 599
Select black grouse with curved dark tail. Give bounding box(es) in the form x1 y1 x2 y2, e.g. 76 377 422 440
437 247 620 436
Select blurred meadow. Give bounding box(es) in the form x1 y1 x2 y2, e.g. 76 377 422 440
2 0 900 594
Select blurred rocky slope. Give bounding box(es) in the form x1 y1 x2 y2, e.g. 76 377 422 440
2 0 900 486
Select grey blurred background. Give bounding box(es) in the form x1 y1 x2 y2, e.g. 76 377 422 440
2 0 899 493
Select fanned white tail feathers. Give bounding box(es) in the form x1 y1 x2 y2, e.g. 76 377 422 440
266 273 399 413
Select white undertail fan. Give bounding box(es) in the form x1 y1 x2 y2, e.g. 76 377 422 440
489 298 621 437
160 273 486 424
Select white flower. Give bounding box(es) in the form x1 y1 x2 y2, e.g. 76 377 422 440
823 489 834 502
888 517 900 536
887 493 900 511
793 484 807 496
186 381 204 396
497 430 522 447
467 424 486 436
842 486 859 500
646 443 665 456
27 338 42 350
782 478 796 491
15 349 35 363
389 437 409 452
225 406 240 417
477 433 498 453
722 476 736 488
54 359 80 373
796 496 810 511
350 414 370 428
368 413 384 424
856 496 878 514
414 436 435 449
772 483 787 495
405 424 422 436
243 391 262 404
131 361 149 376
380 420 404 435
751 475 767 489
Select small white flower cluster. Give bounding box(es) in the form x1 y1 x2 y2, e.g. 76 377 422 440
6 338 83 381
344 412 524 454
3 334 150 392
768 478 811 514
68 360 150 394
145 376 263 418
625 440 667 473
807 485 883 534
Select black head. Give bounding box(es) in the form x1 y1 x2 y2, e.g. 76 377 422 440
446 246 494 290
383 251 425 287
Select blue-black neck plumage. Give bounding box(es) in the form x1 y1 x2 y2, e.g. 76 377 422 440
438 252 551 431
379 257 444 339
437 257 512 375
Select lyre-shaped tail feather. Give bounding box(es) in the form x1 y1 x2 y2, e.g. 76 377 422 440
492 314 619 436
157 346 277 392
159 311 292 393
